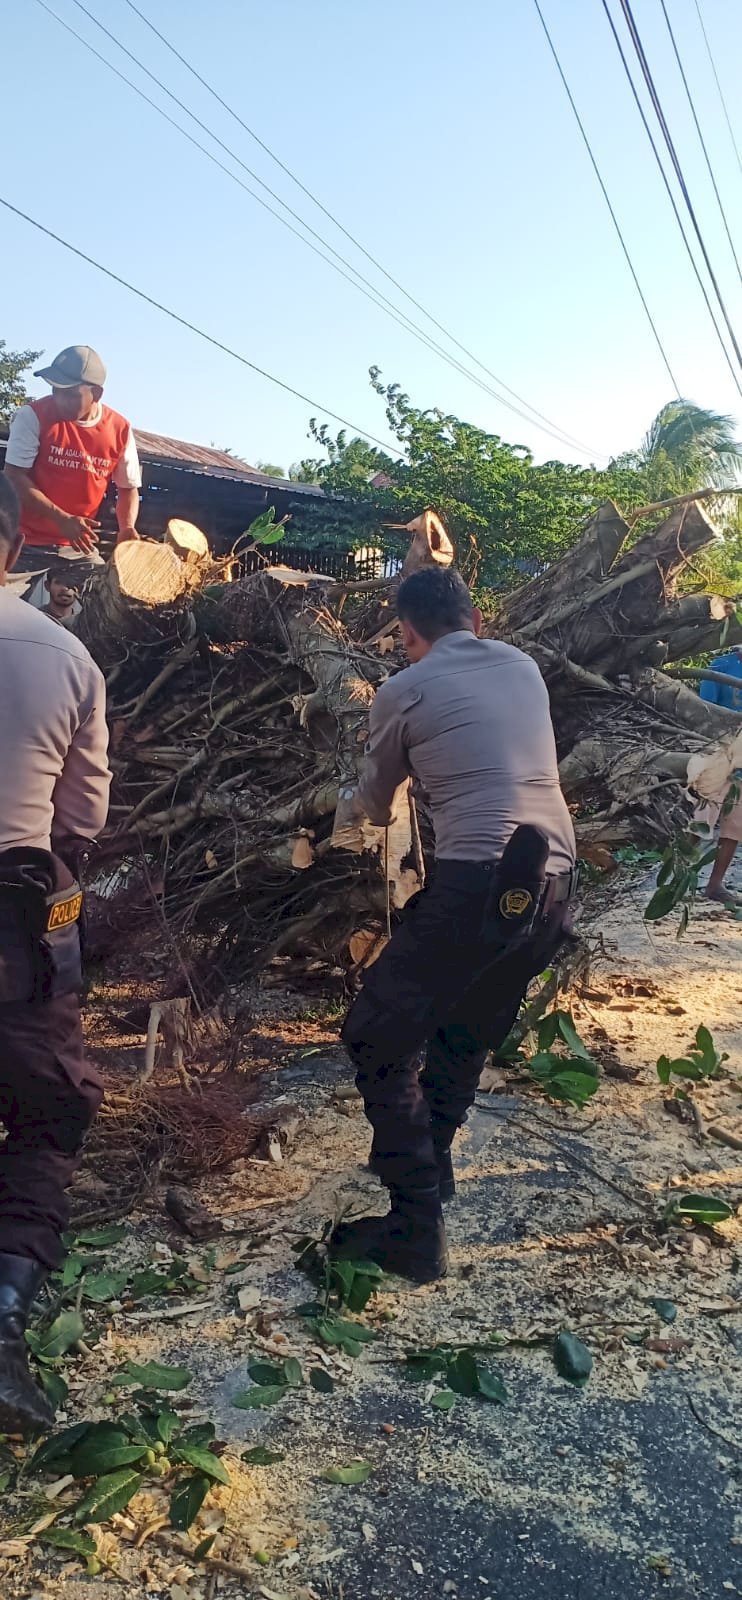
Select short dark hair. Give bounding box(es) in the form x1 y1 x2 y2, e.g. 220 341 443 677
0 472 20 548
397 568 474 639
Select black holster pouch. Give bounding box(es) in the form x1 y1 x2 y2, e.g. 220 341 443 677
481 824 550 946
0 848 84 1003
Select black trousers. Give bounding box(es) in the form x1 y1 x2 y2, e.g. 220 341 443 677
342 860 569 1193
0 992 102 1270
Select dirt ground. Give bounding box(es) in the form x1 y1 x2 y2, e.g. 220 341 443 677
1 868 741 1600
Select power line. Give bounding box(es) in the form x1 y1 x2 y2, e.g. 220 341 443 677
616 0 742 380
0 194 404 457
46 0 606 462
691 0 742 187
658 0 742 285
600 0 742 399
531 0 681 397
119 0 606 459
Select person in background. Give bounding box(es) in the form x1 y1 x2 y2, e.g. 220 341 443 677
4 344 141 604
0 474 111 1435
40 565 87 625
700 645 742 904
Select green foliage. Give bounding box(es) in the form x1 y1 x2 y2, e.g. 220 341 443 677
553 1330 593 1385
501 1007 600 1108
663 1193 733 1226
304 371 621 585
404 1344 508 1409
293 375 742 588
322 1460 375 1485
0 339 41 424
30 1398 228 1541
657 1025 729 1090
645 827 718 931
113 1359 192 1391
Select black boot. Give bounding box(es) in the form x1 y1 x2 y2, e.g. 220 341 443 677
368 1143 456 1204
0 1254 54 1436
332 1188 448 1284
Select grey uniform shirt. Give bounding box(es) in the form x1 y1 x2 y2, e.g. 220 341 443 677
357 631 576 874
0 588 111 851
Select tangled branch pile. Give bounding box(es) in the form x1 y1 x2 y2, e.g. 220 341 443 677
77 498 741 995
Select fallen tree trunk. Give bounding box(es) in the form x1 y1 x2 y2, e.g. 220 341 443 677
77 496 741 992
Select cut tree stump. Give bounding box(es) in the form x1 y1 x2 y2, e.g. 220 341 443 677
74 539 193 672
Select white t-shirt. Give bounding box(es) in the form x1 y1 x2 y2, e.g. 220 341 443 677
6 402 142 489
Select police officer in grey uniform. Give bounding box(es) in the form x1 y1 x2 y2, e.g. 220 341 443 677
336 569 576 1284
0 474 111 1433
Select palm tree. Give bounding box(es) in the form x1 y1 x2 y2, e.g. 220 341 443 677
639 400 742 496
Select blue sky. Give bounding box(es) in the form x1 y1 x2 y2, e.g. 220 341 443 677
3 0 742 470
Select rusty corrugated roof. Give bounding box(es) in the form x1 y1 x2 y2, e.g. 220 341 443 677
133 430 255 472
132 429 324 496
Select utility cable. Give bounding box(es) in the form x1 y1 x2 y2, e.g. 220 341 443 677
119 0 604 457
531 0 681 397
658 0 742 285
0 194 403 457
691 0 742 186
600 0 742 398
47 0 606 460
616 0 742 380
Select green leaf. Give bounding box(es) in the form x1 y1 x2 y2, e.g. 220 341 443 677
73 1225 127 1248
169 1473 210 1532
555 1011 593 1061
117 1360 192 1391
329 1257 384 1313
37 1366 69 1409
231 1385 286 1409
70 1435 147 1478
665 1193 733 1225
174 1444 230 1485
283 1357 303 1388
310 1367 334 1393
247 1361 286 1387
193 1534 217 1561
241 1446 286 1465
33 1310 84 1360
30 1422 91 1474
155 1410 181 1445
656 1055 673 1085
60 1255 87 1289
40 1528 97 1558
431 1389 456 1411
129 1268 172 1299
73 1467 143 1523
178 1422 216 1446
554 1330 593 1385
537 1012 560 1050
644 884 683 922
322 1460 375 1485
312 1315 377 1355
447 1350 480 1398
476 1367 508 1404
548 1069 600 1109
404 1352 448 1383
253 526 286 546
650 1298 677 1325
83 1272 129 1303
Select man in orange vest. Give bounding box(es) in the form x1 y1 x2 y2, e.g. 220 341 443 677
4 345 141 598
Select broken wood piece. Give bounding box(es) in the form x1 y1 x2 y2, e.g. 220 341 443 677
141 997 194 1087
165 1185 222 1240
164 518 210 565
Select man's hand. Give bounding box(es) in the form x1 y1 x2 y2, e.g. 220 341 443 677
115 526 141 544
60 514 100 553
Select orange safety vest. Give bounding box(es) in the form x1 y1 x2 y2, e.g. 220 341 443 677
20 395 130 547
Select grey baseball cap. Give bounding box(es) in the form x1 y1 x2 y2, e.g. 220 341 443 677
34 345 107 389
